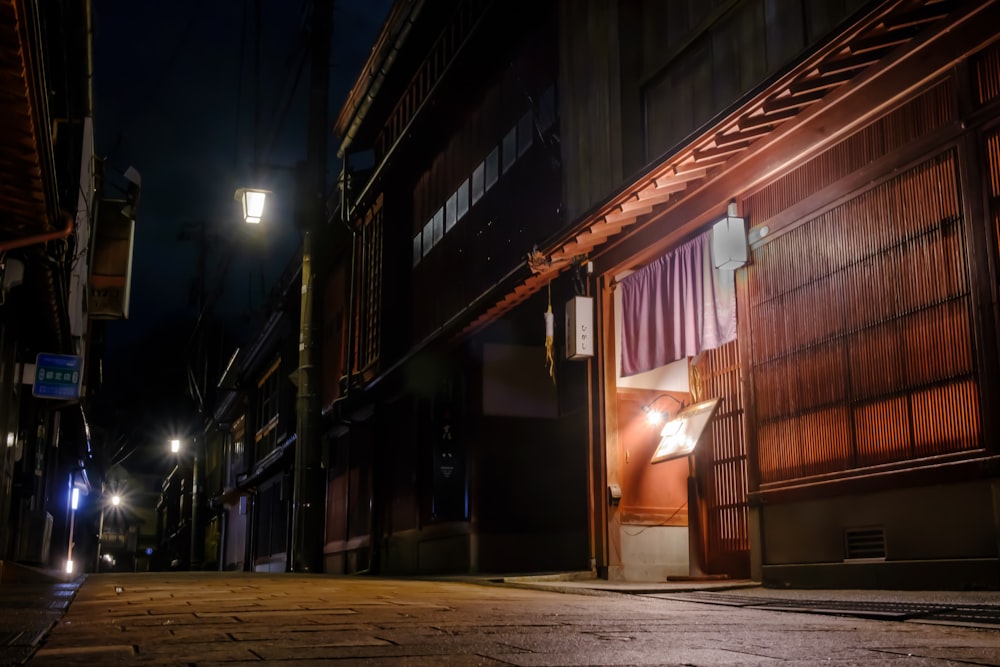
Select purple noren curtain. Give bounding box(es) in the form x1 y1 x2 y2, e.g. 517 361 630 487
620 230 737 377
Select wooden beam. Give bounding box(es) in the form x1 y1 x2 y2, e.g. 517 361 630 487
738 106 800 129
789 68 857 95
762 88 828 113
693 140 751 160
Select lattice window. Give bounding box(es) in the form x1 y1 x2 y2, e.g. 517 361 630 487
747 152 980 485
973 41 1000 107
744 79 954 225
355 199 383 374
987 131 1000 277
255 358 281 459
691 339 749 576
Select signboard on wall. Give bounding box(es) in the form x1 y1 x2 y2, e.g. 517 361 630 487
650 398 722 464
32 353 82 399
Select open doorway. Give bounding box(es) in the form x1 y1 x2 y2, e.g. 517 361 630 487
604 232 750 581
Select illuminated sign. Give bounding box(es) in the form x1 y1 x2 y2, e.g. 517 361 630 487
33 353 82 399
650 398 722 463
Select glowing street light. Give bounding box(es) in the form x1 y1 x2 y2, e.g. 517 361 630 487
170 438 181 454
233 188 270 224
97 489 126 571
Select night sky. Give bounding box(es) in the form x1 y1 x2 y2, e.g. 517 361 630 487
88 0 392 466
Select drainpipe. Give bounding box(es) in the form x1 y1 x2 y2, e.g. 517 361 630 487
337 0 424 160
0 217 74 253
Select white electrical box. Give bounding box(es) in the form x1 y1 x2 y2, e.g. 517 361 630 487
565 296 594 360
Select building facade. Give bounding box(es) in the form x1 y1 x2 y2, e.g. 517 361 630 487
0 0 126 576
199 0 1000 589
321 0 1000 588
324 0 587 575
475 0 1000 588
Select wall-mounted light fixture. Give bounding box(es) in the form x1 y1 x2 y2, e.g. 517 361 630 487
641 393 685 426
650 397 722 464
711 201 748 270
233 188 271 224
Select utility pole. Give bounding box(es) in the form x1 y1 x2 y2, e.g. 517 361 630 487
290 0 332 573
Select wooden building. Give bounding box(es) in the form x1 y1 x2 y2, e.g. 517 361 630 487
206 256 302 572
463 0 1000 588
0 0 104 573
325 0 587 574
317 0 1000 588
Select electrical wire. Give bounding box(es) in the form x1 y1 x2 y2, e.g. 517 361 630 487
617 501 689 536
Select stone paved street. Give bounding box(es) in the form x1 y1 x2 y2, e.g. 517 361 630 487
6 572 998 666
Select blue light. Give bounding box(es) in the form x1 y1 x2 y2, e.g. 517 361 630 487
70 487 80 510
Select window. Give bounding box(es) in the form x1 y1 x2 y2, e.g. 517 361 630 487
502 126 517 173
413 233 422 267
485 146 499 191
422 218 434 257
456 179 469 223
255 358 281 458
445 191 457 232
356 199 384 372
517 110 533 157
471 163 485 205
748 153 978 484
432 207 444 245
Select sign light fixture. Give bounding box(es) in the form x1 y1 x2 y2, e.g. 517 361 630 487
650 398 722 463
711 202 748 270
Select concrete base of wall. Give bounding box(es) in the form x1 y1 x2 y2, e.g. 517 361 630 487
762 558 1000 590
613 524 689 582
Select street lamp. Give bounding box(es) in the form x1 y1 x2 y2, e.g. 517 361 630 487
233 188 270 224
66 483 80 575
168 436 202 569
231 0 332 573
96 489 126 571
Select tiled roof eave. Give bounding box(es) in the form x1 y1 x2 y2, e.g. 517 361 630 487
0 0 53 241
456 0 991 341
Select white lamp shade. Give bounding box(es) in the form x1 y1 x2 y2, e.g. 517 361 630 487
235 188 270 224
711 214 748 270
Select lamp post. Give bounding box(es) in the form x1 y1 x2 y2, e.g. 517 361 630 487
232 0 331 573
96 491 123 571
289 0 332 573
66 481 80 575
168 437 201 569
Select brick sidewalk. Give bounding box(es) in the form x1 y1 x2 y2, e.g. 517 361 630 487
15 572 1000 666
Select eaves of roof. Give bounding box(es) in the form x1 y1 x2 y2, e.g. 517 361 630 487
457 0 997 340
0 0 56 242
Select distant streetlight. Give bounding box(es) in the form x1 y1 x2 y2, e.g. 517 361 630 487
66 479 81 577
96 489 126 571
233 188 270 224
170 438 181 454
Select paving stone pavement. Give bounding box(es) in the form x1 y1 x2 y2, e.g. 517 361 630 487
4 572 1000 666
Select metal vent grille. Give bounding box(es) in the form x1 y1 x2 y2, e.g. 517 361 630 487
844 527 886 560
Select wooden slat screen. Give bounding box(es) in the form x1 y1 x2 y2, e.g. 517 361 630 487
973 41 1000 107
747 151 980 485
355 199 384 374
692 340 750 577
744 80 954 225
988 131 1000 274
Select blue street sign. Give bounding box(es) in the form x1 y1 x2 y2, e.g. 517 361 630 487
33 353 82 399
